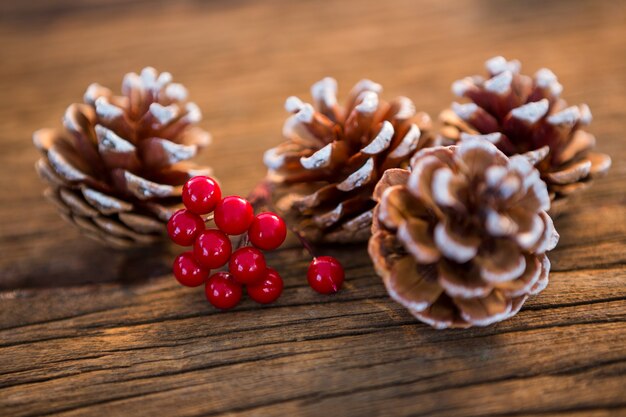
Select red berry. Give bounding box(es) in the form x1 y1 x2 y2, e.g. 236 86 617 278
182 176 221 215
307 256 345 294
247 268 284 304
205 272 242 310
193 229 232 269
167 209 205 246
214 196 254 235
229 247 267 284
173 252 209 287
248 212 287 250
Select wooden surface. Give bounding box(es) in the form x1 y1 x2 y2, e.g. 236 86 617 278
1 0 625 415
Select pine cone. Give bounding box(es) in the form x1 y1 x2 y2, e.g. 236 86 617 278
264 77 438 243
33 67 212 248
440 56 611 214
368 139 559 328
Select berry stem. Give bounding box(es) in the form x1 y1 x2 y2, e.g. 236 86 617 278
246 179 273 208
244 180 316 258
288 226 317 258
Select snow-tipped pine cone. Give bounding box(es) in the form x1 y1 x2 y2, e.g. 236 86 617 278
440 56 611 215
369 139 559 328
33 67 212 248
264 77 439 243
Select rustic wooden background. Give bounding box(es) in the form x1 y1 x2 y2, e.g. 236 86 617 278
1 0 625 416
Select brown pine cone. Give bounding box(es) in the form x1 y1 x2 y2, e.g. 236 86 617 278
440 56 611 215
33 67 212 248
368 139 559 328
264 77 439 243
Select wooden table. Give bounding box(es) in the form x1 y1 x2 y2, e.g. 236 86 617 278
1 0 625 415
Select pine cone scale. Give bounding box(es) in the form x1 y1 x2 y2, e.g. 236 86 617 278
437 259 491 298
494 254 541 297
58 188 99 217
434 220 480 264
587 152 612 177
412 297 472 330
397 218 440 264
545 159 591 184
454 290 514 327
118 212 164 233
388 256 443 312
554 130 594 164
45 139 91 183
81 186 133 215
43 188 70 214
96 127 142 172
372 168 410 201
377 185 429 230
475 239 525 283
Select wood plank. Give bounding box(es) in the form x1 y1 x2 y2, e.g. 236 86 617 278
0 0 624 415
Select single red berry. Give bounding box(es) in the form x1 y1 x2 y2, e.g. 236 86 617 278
205 271 242 310
173 251 209 287
193 229 232 269
214 196 254 235
248 212 287 251
247 268 284 304
167 209 205 246
182 176 221 215
307 256 345 294
229 247 267 284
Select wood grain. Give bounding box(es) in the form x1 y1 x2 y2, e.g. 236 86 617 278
0 0 625 416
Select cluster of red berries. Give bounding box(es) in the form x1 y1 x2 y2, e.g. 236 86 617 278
168 176 286 309
167 176 345 310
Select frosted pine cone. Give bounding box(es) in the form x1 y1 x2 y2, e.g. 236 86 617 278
368 139 559 328
440 56 611 214
33 67 212 248
264 77 438 243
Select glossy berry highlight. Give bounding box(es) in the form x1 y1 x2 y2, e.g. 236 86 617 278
167 209 205 246
173 252 209 287
307 256 345 294
248 212 287 251
247 268 284 304
214 196 254 235
229 247 267 284
193 229 232 269
182 176 221 215
205 272 243 310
